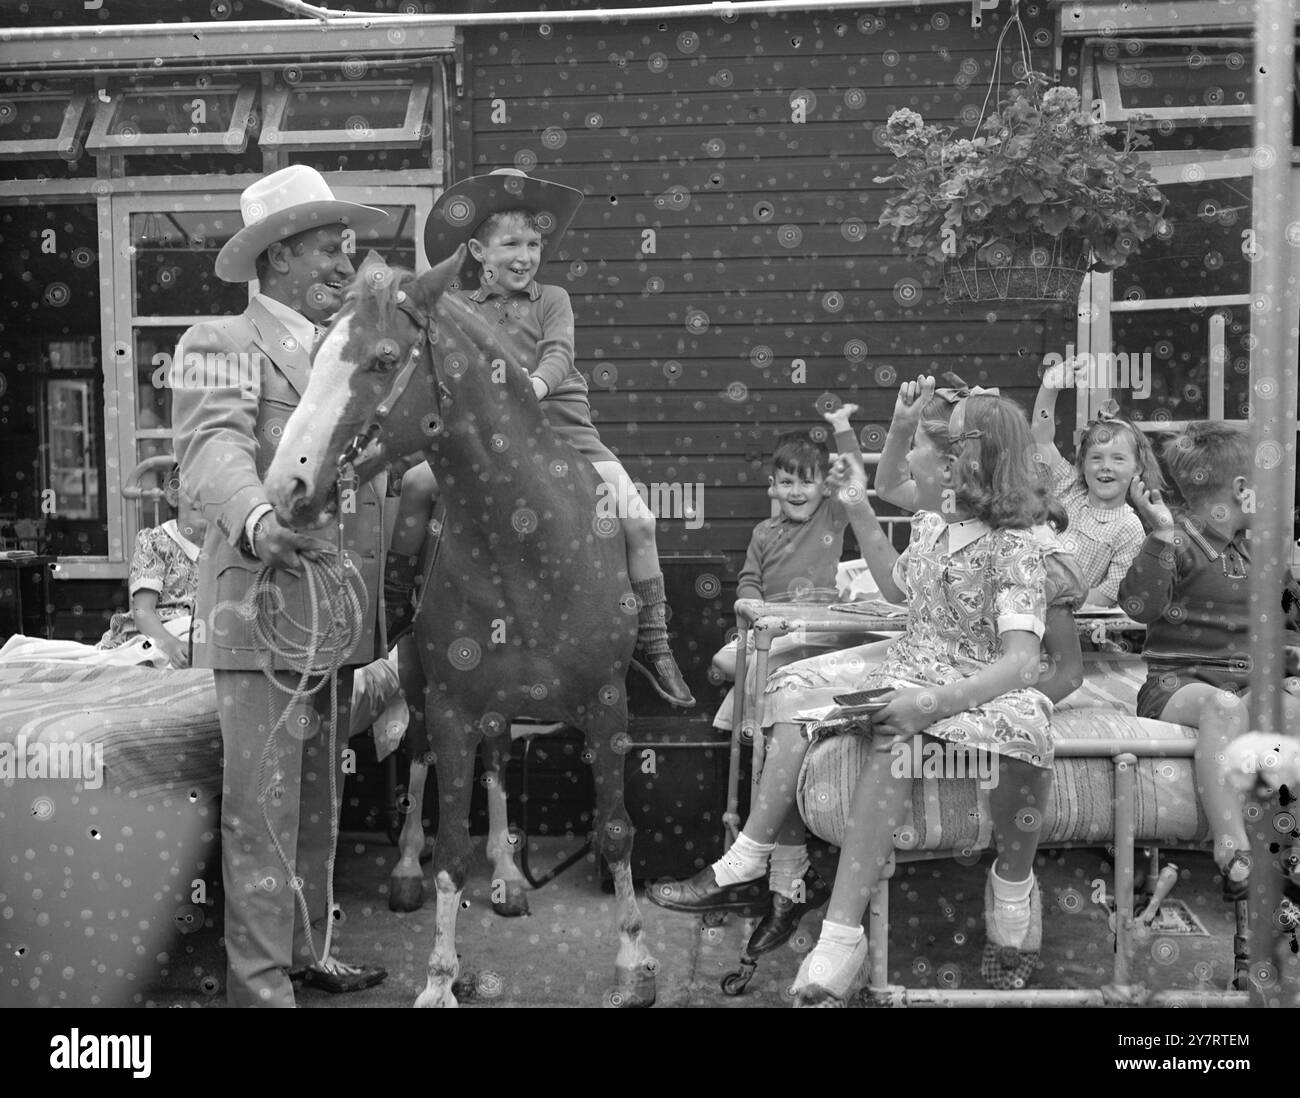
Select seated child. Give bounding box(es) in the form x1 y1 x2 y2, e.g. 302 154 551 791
98 465 206 668
1121 421 1300 898
387 169 694 706
1029 363 1166 606
711 402 868 690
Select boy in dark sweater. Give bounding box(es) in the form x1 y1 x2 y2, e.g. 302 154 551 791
1121 421 1300 898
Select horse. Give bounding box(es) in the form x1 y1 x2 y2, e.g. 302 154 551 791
264 248 656 1008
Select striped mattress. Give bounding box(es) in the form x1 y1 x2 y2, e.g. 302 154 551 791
0 661 222 802
797 656 1209 852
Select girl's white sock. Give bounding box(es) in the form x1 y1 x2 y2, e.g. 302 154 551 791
990 866 1034 947
801 919 866 990
713 832 774 886
768 843 811 900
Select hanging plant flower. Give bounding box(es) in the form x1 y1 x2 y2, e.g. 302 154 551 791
874 72 1168 295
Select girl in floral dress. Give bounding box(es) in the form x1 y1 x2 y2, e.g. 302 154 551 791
652 390 1058 1004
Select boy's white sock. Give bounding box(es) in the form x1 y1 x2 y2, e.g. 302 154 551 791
712 832 774 886
990 866 1034 948
768 843 811 900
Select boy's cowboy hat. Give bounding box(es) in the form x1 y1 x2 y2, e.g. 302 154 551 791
215 165 391 283
423 168 584 268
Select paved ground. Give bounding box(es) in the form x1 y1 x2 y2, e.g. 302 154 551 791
136 836 1244 1008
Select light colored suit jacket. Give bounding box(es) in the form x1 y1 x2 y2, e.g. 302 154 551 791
172 297 385 671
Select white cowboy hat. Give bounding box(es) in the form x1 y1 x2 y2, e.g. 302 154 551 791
423 168 584 271
215 165 391 283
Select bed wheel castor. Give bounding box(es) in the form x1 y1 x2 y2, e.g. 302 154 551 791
721 959 757 997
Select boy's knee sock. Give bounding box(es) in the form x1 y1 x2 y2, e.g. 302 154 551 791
768 843 811 900
631 574 671 659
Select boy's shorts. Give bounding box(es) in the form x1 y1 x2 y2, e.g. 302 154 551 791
1136 663 1249 720
541 395 618 465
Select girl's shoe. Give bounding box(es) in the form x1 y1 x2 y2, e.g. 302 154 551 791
980 870 1042 990
790 934 868 1008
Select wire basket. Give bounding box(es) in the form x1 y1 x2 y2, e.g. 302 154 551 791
942 240 1090 305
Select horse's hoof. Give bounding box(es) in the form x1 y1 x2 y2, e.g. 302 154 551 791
492 882 530 918
388 874 425 912
414 987 458 1009
605 961 657 1008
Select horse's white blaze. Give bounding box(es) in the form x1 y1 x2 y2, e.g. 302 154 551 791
276 313 361 503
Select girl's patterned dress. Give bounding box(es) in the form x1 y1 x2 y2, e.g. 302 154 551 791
97 521 200 650
764 511 1055 769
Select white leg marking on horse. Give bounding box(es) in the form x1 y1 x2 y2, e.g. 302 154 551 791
483 763 525 885
415 871 461 1008
395 760 428 877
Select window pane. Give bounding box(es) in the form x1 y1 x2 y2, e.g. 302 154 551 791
0 87 74 142
136 326 189 430
1111 175 1252 300
1110 305 1251 424
282 82 413 133
1111 48 1251 113
98 80 250 142
131 209 246 316
0 202 107 556
133 441 177 532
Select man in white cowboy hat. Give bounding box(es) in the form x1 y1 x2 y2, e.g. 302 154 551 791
172 164 393 1006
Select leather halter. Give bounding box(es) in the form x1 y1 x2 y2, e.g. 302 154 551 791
336 288 445 472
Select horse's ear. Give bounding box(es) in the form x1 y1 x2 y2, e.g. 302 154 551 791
357 250 388 277
413 244 467 310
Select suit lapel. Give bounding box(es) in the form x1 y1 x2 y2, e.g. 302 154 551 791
246 297 312 397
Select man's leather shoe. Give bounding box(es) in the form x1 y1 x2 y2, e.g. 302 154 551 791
745 868 832 956
291 960 388 994
632 654 696 708
648 866 769 916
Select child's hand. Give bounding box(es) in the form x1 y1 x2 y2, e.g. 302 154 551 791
1129 476 1174 532
1041 357 1088 391
892 376 935 426
158 635 190 669
823 402 860 431
530 376 549 402
870 688 937 738
828 454 869 506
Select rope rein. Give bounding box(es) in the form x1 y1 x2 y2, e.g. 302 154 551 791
250 501 368 970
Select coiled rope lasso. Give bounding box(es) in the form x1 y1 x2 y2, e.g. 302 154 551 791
250 541 368 969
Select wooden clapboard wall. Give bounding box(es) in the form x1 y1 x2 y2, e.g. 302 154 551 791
454 3 1071 569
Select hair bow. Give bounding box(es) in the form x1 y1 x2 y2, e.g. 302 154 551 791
934 372 1000 404
935 373 997 445
1084 399 1122 431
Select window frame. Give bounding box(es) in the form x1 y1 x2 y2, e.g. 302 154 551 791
1090 36 1255 125
259 75 432 151
0 87 93 160
85 79 258 156
1074 154 1254 439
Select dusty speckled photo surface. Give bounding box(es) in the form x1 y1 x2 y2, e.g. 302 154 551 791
0 0 1296 1065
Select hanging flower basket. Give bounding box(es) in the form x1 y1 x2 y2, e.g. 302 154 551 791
874 57 1167 305
942 238 1090 304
